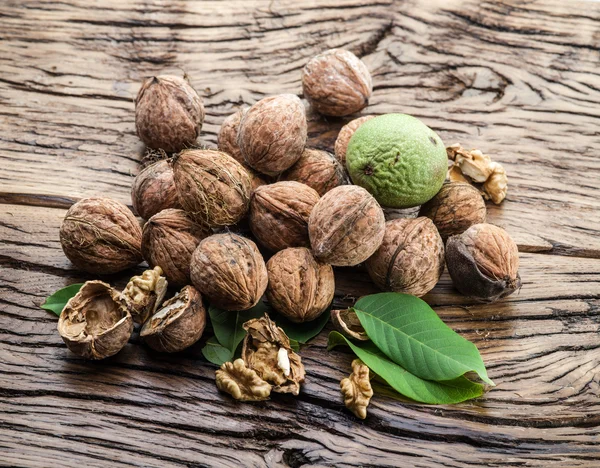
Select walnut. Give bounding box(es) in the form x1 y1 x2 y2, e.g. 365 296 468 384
173 149 252 227
190 233 268 311
217 107 247 164
365 218 445 297
266 248 334 323
330 309 368 341
216 359 272 401
242 314 305 395
334 115 375 165
282 148 349 196
131 160 182 220
483 163 508 204
302 49 372 117
135 75 204 153
57 281 133 360
249 181 320 252
142 209 211 287
340 359 373 419
60 197 143 274
120 266 168 324
238 94 307 176
140 285 206 353
308 185 385 266
446 223 521 302
418 182 487 240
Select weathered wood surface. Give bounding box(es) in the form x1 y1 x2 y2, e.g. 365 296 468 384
1 0 599 466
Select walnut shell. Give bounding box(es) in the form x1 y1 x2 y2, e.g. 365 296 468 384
302 49 372 117
142 209 211 287
131 160 182 220
135 75 204 153
217 107 247 164
249 181 320 252
334 115 375 165
57 281 133 360
266 247 335 323
282 148 349 196
308 185 385 266
365 218 445 297
446 223 521 302
238 94 307 176
190 233 268 311
140 285 206 353
331 309 368 341
419 182 486 240
60 197 143 274
173 149 252 227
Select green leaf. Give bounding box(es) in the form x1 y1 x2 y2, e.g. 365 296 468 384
274 310 331 344
328 332 484 404
201 336 234 366
208 302 267 352
40 283 84 316
289 339 300 352
353 293 494 385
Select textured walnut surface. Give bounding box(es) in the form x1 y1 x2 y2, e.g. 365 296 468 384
217 107 247 164
334 115 375 165
120 266 168 324
131 160 182 220
216 359 271 402
340 359 373 420
282 148 349 196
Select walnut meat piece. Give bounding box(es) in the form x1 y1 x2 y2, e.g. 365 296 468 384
282 148 349 196
173 149 252 227
238 94 307 176
340 359 373 419
57 281 133 360
266 248 334 323
308 185 385 266
334 115 375 165
135 75 204 153
242 314 306 395
131 160 182 220
190 233 268 311
249 181 320 252
217 107 247 164
142 209 211 287
302 49 372 117
140 285 206 353
60 197 143 275
120 266 168 324
216 359 272 401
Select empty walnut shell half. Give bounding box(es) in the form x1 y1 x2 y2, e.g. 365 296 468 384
308 185 385 266
334 115 375 165
60 197 143 275
446 223 521 302
142 209 211 287
282 148 349 196
57 281 133 360
302 49 372 117
365 218 445 297
131 160 182 220
330 309 368 341
120 266 168 324
135 75 204 153
249 181 320 252
140 285 206 353
266 247 335 323
419 182 486 240
190 233 268 311
217 107 247 164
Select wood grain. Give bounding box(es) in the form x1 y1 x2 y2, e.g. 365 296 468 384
1 0 600 466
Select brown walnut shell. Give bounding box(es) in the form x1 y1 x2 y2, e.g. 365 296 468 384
217 107 247 164
142 209 211 287
302 49 372 117
249 181 320 252
57 281 133 360
308 185 385 266
446 223 521 302
135 75 205 153
60 197 143 275
173 149 252 227
282 148 349 196
190 233 268 311
365 218 445 297
131 160 182 220
238 94 307 176
334 115 375 165
331 309 369 341
140 285 206 353
419 182 486 240
266 247 335 323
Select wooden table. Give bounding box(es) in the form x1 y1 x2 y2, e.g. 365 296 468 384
1 1 599 466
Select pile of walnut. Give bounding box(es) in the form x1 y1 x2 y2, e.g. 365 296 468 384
57 49 520 419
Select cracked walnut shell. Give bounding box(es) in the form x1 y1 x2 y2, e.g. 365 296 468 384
216 359 271 401
334 115 375 165
282 148 349 196
340 359 373 419
120 266 168 324
131 160 182 220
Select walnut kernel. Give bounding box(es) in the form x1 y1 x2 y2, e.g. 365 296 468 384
216 359 272 401
340 359 373 419
120 266 168 324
